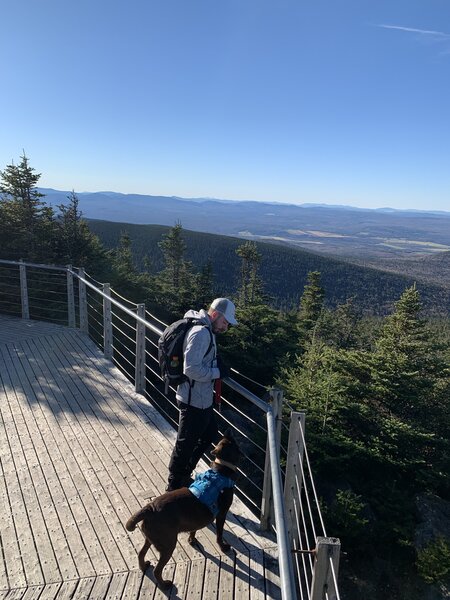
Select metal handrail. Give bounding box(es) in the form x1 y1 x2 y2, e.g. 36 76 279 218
12 262 291 597
70 266 297 600
0 258 67 271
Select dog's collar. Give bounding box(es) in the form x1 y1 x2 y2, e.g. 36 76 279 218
214 458 237 472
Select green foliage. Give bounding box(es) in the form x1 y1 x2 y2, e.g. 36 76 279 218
220 303 295 385
327 490 369 543
297 271 325 350
196 260 214 309
236 241 265 306
321 298 361 350
298 271 324 322
154 222 212 318
57 191 107 270
0 157 108 277
282 283 450 560
0 153 57 261
86 219 450 316
2 155 450 597
417 537 450 584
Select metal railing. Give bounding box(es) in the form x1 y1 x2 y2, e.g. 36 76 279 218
0 259 342 600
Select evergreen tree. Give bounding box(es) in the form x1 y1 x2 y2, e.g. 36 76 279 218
57 191 106 269
155 223 197 316
331 298 359 348
282 283 450 557
158 222 186 292
106 231 153 303
236 241 264 306
112 231 135 276
369 285 450 492
195 260 214 309
372 285 440 421
0 153 56 260
297 271 325 348
221 303 293 385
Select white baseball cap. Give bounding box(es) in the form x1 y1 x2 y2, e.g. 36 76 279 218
210 298 238 326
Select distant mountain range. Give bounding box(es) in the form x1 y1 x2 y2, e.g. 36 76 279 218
39 188 450 260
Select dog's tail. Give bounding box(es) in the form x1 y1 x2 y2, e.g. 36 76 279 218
125 506 150 532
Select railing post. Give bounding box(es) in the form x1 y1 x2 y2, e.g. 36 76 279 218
66 265 76 328
19 260 30 319
284 411 306 549
78 267 89 333
260 387 283 530
103 283 113 360
311 537 341 600
135 303 146 393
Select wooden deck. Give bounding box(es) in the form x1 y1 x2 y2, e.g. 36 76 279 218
0 315 281 599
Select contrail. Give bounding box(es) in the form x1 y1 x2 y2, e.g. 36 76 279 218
378 24 450 38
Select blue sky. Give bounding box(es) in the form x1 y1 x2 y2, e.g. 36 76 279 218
1 0 449 210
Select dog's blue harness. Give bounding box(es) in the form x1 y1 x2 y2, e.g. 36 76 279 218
189 469 235 516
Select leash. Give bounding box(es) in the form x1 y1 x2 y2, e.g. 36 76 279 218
214 378 222 412
214 457 237 471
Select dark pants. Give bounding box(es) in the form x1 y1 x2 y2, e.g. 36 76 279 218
167 402 218 490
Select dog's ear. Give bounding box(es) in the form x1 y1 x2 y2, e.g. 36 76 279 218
223 428 235 442
211 438 224 456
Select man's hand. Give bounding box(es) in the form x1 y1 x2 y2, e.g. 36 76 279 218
217 355 231 379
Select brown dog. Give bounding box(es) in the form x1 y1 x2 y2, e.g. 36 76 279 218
125 431 241 589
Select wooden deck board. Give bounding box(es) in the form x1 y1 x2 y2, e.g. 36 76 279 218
248 550 266 600
233 552 251 600
50 332 216 563
21 585 44 600
105 571 129 600
264 548 282 600
168 560 190 600
69 330 256 561
1 344 111 578
217 553 235 600
0 348 76 583
121 570 144 600
0 315 281 599
183 558 205 600
0 351 44 588
35 333 189 565
36 583 63 600
70 577 96 600
26 337 146 570
87 574 112 600
200 557 221 600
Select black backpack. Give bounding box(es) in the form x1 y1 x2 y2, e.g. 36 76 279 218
158 318 213 394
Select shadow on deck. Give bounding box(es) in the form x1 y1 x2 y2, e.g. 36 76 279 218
0 315 281 599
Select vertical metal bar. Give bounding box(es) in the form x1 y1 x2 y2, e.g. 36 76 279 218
135 303 146 393
311 537 341 600
261 388 283 530
103 283 113 360
66 265 76 328
284 411 306 548
78 267 89 333
19 261 30 319
266 408 297 600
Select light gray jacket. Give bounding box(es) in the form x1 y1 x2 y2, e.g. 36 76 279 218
176 309 221 409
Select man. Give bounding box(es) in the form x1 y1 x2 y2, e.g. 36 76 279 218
166 298 237 491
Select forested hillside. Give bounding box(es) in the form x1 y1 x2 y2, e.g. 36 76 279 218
87 219 450 316
359 250 450 289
